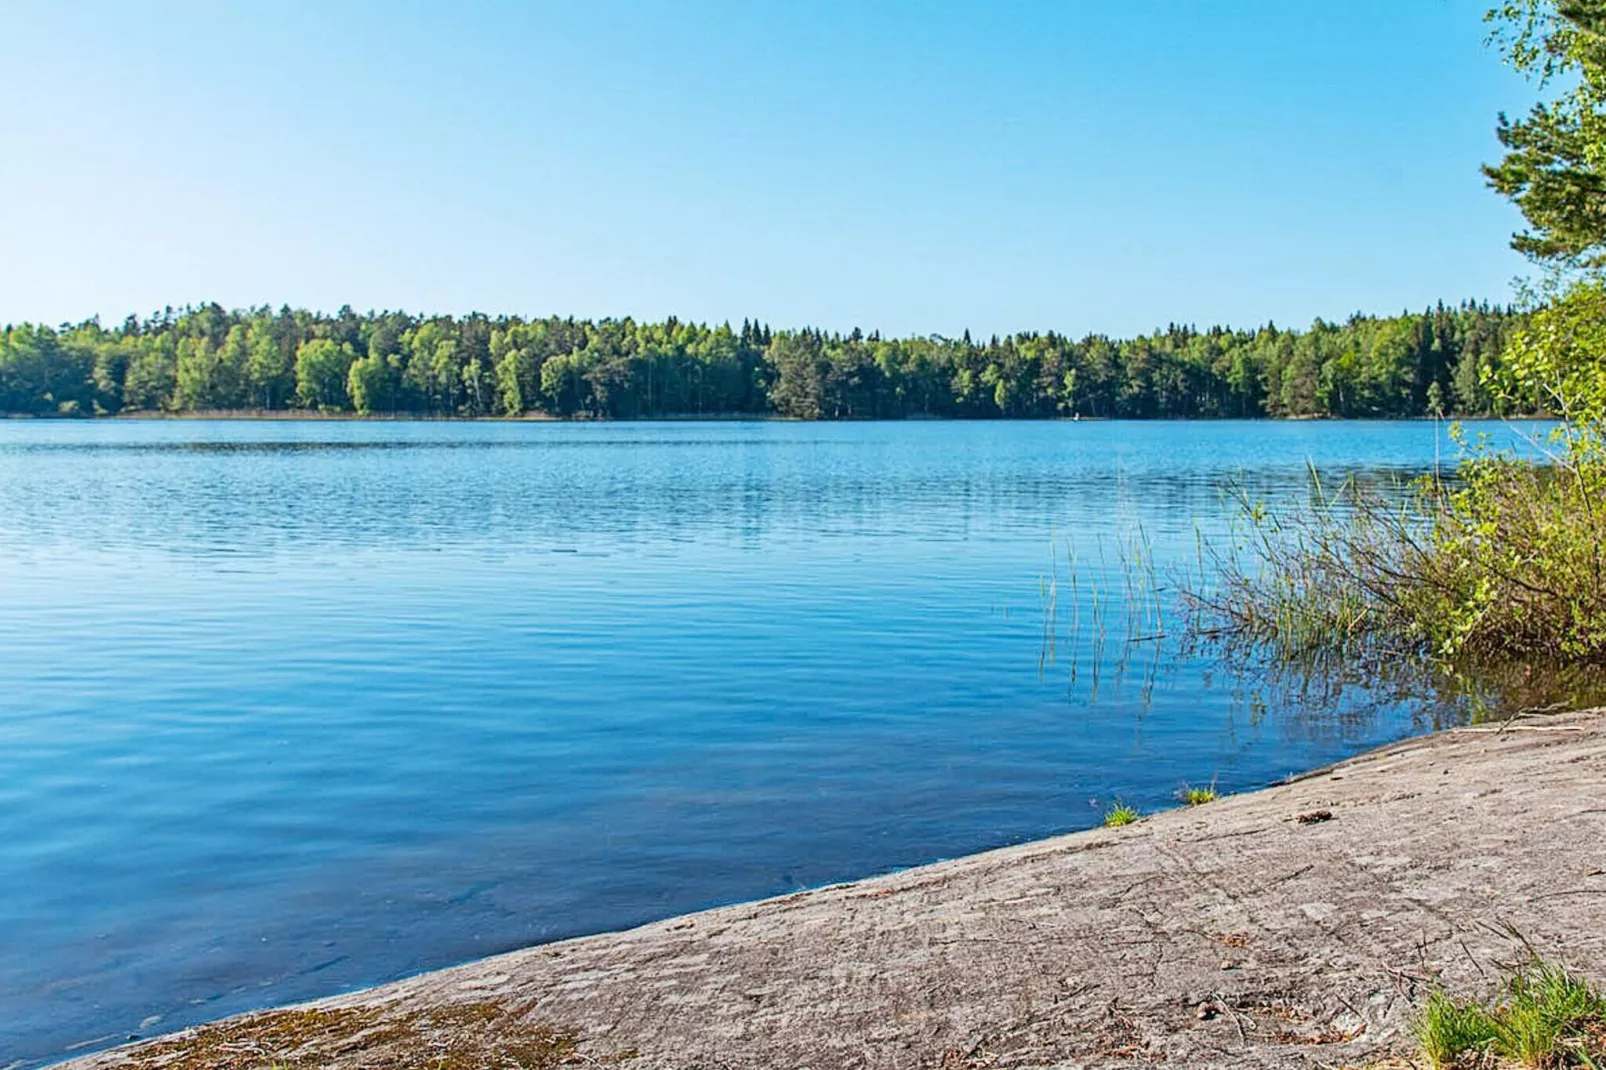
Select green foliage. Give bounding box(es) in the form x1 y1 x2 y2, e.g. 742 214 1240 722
346 353 390 415
0 302 1520 420
1431 430 1606 660
1194 290 1606 664
1495 960 1606 1066
1414 959 1606 1068
1178 782 1218 806
1485 1 1606 269
1497 280 1606 421
1193 415 1606 664
766 330 828 419
1199 5 1606 666
1417 990 1501 1069
294 338 356 411
1102 802 1140 827
1437 284 1606 660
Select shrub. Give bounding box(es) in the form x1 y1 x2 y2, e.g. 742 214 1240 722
1191 283 1606 666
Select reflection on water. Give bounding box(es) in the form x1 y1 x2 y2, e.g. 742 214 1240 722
0 418 1574 1067
11 437 797 453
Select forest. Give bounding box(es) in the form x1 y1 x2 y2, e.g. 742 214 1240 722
0 301 1523 420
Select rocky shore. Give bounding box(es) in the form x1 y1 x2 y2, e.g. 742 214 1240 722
61 710 1606 1070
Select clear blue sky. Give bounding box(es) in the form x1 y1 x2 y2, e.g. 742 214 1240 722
0 0 1537 337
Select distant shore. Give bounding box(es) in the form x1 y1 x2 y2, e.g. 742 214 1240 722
0 410 1552 423
59 708 1606 1070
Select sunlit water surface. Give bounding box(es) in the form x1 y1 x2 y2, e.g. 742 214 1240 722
0 419 1554 1065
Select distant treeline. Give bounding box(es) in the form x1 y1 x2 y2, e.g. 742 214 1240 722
0 301 1524 419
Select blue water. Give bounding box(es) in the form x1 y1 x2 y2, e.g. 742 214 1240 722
0 419 1543 1065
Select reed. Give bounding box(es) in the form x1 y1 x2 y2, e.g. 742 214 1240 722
1189 284 1606 668
1184 431 1606 667
1039 527 1166 685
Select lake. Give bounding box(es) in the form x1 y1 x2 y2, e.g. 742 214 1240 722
0 419 1552 1066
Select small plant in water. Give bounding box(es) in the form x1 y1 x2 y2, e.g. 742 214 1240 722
1178 780 1218 806
1414 958 1606 1069
1103 802 1140 827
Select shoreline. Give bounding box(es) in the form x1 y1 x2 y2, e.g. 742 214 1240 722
57 709 1606 1070
0 410 1561 423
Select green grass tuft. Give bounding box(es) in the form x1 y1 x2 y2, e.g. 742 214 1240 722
1415 990 1498 1069
1494 960 1606 1067
1103 802 1140 827
1178 781 1218 806
1414 959 1606 1069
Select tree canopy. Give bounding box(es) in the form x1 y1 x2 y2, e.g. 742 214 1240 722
0 303 1522 420
1486 0 1606 268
